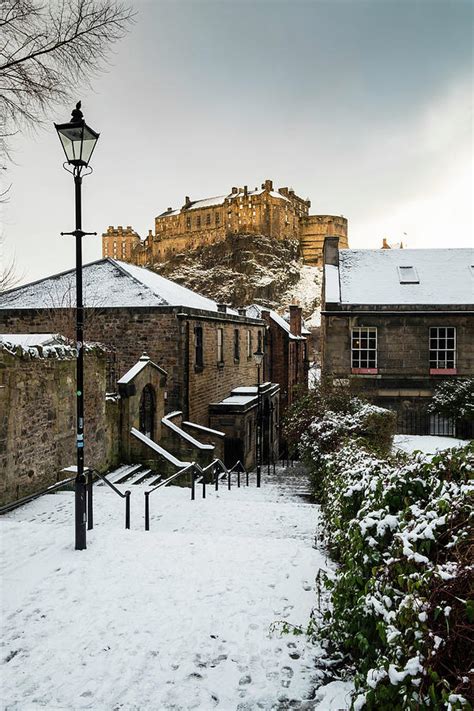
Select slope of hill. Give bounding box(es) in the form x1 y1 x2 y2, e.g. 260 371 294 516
151 233 322 322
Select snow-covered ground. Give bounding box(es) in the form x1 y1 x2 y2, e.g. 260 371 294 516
1 467 353 710
393 434 471 457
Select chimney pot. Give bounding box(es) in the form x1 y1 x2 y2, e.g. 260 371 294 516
289 305 302 337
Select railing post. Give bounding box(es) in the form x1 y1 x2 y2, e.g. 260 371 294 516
237 468 240 488
191 468 195 500
202 476 206 498
215 464 219 491
145 491 150 531
125 491 130 530
246 467 249 486
228 468 231 490
87 469 93 530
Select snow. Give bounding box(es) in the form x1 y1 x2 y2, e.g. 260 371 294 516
0 333 61 348
324 264 340 303
162 413 215 451
393 435 470 457
130 427 191 467
117 354 166 384
182 422 226 437
187 194 228 210
337 248 474 305
0 259 239 315
0 466 343 710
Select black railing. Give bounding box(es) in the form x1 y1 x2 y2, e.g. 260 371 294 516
396 411 473 438
144 458 249 531
92 470 131 530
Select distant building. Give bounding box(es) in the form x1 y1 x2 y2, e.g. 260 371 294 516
321 237 474 433
102 179 349 268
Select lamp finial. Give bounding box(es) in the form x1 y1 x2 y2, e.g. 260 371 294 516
71 101 83 123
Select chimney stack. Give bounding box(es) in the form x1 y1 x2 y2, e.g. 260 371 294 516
289 305 302 337
185 196 191 208
323 236 340 266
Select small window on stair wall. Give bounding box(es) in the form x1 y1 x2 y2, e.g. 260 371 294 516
139 385 156 439
195 326 203 368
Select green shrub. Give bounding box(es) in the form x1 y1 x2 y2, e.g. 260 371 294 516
430 378 474 421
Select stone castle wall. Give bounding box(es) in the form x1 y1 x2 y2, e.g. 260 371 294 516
102 179 348 268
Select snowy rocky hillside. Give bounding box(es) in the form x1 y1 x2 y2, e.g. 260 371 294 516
151 234 323 324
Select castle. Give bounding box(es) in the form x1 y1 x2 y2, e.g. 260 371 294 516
102 179 348 267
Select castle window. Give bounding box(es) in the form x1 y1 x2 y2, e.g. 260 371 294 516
186 216 191 229
233 329 240 361
197 216 201 228
206 213 211 225
351 327 377 373
195 326 204 369
215 213 220 226
217 328 224 363
429 327 456 372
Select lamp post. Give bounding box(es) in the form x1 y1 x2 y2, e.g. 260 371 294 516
253 346 264 488
55 102 99 551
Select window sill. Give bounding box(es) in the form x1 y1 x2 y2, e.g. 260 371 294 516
351 368 378 375
429 368 457 375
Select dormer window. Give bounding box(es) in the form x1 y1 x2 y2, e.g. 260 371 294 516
398 266 419 283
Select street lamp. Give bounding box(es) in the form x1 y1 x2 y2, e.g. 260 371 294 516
253 345 264 488
55 102 99 551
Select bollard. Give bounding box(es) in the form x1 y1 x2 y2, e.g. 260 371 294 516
228 469 231 490
145 491 150 531
202 477 206 499
215 466 219 491
237 469 240 488
125 491 131 530
87 470 93 530
191 470 195 500
246 468 249 486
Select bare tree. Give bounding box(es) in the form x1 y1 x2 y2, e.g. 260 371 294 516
0 0 135 137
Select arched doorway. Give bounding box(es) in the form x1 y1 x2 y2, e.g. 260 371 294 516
139 384 156 439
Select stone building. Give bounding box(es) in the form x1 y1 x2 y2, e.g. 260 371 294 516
320 237 474 431
102 179 348 268
0 260 284 500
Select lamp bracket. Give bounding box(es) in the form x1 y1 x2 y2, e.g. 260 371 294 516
60 230 98 238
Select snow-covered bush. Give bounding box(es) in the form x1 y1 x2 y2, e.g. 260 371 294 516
298 411 474 709
430 378 474 421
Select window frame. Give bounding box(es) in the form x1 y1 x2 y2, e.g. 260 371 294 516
429 326 457 374
247 329 252 359
217 327 224 365
351 326 378 374
233 328 240 361
194 325 204 371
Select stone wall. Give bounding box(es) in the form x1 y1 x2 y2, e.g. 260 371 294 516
0 343 119 505
0 307 262 429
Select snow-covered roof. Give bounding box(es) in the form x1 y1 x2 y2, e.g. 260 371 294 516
0 333 63 348
157 186 291 218
117 354 166 385
0 259 239 315
246 305 306 340
327 249 474 306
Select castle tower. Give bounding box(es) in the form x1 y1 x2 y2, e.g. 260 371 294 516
299 215 348 266
102 226 142 261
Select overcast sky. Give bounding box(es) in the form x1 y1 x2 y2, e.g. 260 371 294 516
2 0 473 285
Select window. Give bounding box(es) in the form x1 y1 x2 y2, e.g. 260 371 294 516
247 330 252 358
206 213 211 225
233 329 240 361
217 328 224 363
195 326 203 369
186 216 191 229
398 266 419 284
197 216 201 228
429 327 456 372
215 213 220 226
351 327 377 372
257 330 263 351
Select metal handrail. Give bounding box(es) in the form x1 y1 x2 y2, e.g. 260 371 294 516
0 474 76 516
144 463 195 530
144 458 250 531
93 469 131 530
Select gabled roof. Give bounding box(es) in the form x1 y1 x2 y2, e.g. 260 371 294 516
246 304 306 340
0 258 238 314
157 186 291 217
326 248 474 306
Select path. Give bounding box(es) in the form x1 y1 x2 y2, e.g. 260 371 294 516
1 464 352 710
